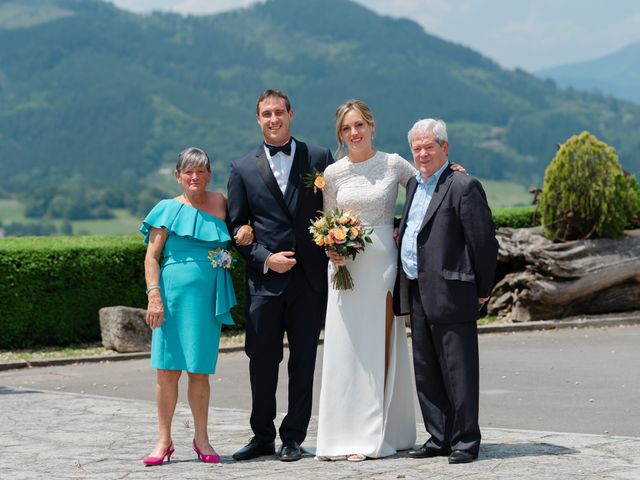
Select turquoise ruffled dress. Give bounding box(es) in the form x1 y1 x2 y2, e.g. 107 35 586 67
140 199 236 374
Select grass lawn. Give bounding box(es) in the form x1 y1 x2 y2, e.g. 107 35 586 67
72 209 141 236
1 177 534 237
0 199 26 222
395 178 533 213
0 199 141 236
481 179 534 208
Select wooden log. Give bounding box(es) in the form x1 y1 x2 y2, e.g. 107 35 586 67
489 228 640 322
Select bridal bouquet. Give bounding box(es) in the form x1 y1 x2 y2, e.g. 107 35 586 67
309 208 372 290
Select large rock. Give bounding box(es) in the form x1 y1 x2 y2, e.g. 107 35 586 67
99 306 150 353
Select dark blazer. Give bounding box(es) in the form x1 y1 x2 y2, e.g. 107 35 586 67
393 165 498 323
227 138 333 296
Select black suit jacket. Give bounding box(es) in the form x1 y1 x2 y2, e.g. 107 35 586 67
393 165 498 323
227 138 334 296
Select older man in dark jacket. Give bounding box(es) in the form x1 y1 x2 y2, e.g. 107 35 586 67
394 118 498 464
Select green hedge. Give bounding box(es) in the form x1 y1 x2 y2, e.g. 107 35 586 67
492 205 539 229
0 235 247 349
1 207 534 348
0 236 147 348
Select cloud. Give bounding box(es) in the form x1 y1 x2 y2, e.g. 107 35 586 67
108 0 259 15
108 0 640 70
170 0 260 15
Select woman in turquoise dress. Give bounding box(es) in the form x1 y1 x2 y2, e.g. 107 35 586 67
140 147 253 466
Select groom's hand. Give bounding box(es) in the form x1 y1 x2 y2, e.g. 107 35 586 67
266 251 297 273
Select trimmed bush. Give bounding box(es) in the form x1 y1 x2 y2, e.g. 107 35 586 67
0 236 147 348
0 235 246 349
492 206 539 229
539 131 639 241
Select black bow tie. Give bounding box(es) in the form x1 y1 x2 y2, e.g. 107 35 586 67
266 139 292 156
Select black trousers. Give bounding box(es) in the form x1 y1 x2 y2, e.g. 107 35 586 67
409 280 481 454
245 266 326 445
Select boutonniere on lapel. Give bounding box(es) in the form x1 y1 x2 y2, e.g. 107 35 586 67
303 170 325 194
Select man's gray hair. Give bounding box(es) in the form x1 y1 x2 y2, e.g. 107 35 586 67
175 147 210 172
407 119 448 146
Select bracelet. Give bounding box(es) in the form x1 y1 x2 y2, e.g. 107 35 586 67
146 285 160 295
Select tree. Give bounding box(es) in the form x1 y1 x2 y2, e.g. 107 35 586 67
539 131 639 241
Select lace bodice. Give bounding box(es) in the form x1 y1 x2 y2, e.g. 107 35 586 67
322 151 416 226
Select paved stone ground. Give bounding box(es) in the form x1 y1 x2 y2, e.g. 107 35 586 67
2 387 639 480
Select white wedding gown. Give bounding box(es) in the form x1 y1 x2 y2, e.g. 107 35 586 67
316 152 417 458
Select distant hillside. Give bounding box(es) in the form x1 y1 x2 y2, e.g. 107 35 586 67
1 0 639 217
537 42 640 104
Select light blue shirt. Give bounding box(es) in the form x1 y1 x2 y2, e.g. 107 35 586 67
400 161 449 280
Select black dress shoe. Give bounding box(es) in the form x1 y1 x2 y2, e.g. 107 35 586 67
408 444 450 458
448 449 478 464
278 440 302 462
232 437 275 461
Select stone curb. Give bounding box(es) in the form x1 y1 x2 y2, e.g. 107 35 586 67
1 312 638 372
477 311 640 334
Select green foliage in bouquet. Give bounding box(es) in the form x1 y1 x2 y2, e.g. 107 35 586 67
539 131 639 241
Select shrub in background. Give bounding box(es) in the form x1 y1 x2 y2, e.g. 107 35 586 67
627 173 640 229
539 131 639 241
491 206 538 229
0 235 246 349
0 236 147 348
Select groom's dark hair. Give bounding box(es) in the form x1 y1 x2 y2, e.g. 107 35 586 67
256 89 292 114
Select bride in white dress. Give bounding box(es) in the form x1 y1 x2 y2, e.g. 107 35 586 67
315 100 417 461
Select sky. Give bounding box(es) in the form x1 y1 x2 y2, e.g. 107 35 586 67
108 0 640 71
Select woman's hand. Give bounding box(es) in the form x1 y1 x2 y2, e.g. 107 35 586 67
146 291 164 329
451 162 467 174
234 225 254 246
327 249 346 266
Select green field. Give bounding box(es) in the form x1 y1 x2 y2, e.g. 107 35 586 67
0 199 141 236
1 178 534 237
394 178 532 214
480 179 534 208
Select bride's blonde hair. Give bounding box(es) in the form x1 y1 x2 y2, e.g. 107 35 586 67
335 99 376 159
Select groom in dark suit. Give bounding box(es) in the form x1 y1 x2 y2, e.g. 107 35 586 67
227 89 333 462
394 118 498 464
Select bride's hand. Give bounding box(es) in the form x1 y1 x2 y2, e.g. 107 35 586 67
327 250 346 266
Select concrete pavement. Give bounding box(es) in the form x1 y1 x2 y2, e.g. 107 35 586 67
1 386 640 479
2 319 640 479
2 324 639 436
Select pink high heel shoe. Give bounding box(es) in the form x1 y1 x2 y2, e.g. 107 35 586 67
143 442 175 466
193 439 221 463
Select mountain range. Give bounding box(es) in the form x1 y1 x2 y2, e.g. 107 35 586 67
537 42 640 104
1 0 639 215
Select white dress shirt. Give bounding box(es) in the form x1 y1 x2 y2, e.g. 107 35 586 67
264 139 296 195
